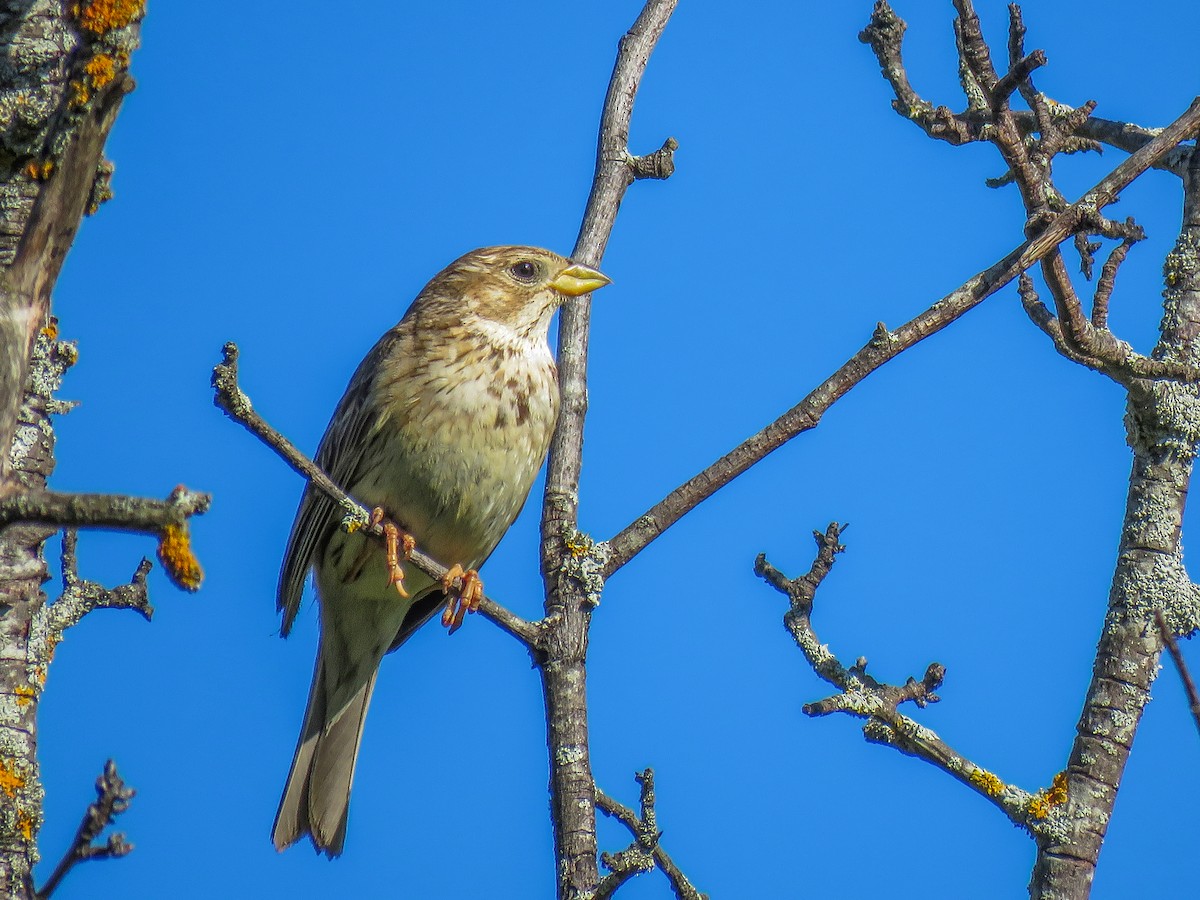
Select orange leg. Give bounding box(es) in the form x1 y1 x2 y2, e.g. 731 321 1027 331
371 507 415 598
440 563 483 634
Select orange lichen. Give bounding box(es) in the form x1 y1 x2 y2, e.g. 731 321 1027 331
25 159 54 181
968 768 1004 797
84 54 117 89
14 685 36 708
72 0 145 35
69 79 91 106
16 810 34 841
158 522 204 592
0 760 24 798
1028 771 1069 820
41 319 59 340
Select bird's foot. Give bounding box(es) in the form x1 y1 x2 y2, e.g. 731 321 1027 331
441 564 483 634
371 507 415 598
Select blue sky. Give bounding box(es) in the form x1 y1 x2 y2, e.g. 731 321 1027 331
34 2 1200 897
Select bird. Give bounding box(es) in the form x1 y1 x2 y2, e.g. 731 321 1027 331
271 245 610 857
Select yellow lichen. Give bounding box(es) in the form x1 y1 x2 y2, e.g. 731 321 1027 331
72 0 145 34
16 810 34 841
14 685 36 708
25 159 54 181
564 532 593 558
58 342 80 366
968 768 1004 797
40 319 59 340
0 760 25 798
1028 771 1069 820
69 79 91 106
158 522 204 592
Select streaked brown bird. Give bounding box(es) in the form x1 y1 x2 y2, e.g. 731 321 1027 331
272 246 609 856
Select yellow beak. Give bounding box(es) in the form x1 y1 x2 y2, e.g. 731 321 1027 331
550 263 611 297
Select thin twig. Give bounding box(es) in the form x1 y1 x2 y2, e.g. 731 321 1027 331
210 342 541 649
755 525 1064 835
602 95 1200 577
1092 237 1135 329
35 761 134 900
1156 611 1200 739
43 529 154 634
596 771 707 900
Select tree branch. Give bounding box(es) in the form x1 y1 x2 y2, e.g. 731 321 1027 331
210 342 541 649
596 770 706 900
534 1 678 897
754 524 1067 836
601 95 1200 577
0 485 209 533
42 530 153 636
1156 612 1200 739
34 761 134 900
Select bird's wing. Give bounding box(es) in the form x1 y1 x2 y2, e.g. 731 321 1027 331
277 330 404 635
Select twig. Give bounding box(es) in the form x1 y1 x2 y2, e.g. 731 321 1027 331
596 770 706 900
43 529 154 634
35 761 134 900
601 94 1200 577
210 342 541 649
1012 110 1192 177
754 524 1064 835
1156 611 1200 739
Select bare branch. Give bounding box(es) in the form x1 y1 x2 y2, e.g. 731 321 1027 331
43 530 153 635
991 49 1045 109
602 96 1200 577
0 484 210 533
1013 110 1192 177
1092 237 1135 329
533 1 678 896
211 342 541 649
1018 273 1093 368
754 525 1065 835
1156 611 1200 740
543 0 679 564
596 770 706 900
859 3 985 146
1029 249 1200 383
35 761 134 900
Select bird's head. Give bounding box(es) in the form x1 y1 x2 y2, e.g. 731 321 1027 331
419 246 610 340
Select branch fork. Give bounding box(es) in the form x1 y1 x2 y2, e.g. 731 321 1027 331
596 769 706 900
755 523 1064 838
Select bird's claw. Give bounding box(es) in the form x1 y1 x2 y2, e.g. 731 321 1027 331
373 507 415 598
441 563 483 634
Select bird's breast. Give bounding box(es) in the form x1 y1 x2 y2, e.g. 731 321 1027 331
352 338 559 569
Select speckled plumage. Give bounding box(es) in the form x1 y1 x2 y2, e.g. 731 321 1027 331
272 246 609 857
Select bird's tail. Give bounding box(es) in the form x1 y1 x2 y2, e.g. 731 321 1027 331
272 654 377 857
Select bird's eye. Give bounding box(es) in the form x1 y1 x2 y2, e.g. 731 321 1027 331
509 261 538 283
